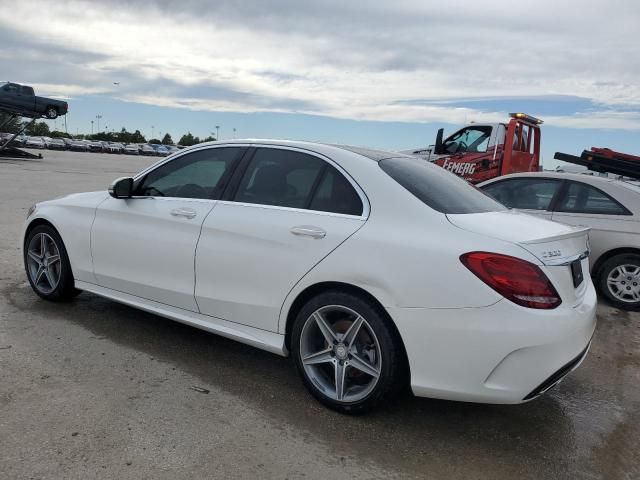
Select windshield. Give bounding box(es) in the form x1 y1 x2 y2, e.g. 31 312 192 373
443 126 492 154
379 157 507 214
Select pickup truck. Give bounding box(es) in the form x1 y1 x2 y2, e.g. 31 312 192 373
0 82 68 119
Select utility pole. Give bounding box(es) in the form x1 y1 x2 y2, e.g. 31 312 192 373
215 125 220 141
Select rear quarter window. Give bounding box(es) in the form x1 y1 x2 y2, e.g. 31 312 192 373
379 157 506 214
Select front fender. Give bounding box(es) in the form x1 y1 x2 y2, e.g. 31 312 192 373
21 192 109 284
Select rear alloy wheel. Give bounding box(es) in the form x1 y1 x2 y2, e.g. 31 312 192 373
45 107 58 119
24 225 80 301
598 253 640 310
292 291 403 413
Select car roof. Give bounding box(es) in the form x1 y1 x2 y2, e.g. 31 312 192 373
479 171 629 187
190 138 411 162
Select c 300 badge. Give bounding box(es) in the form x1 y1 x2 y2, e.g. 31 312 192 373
541 250 562 259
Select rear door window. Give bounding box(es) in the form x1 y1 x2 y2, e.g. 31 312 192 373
556 182 630 215
379 157 505 214
482 178 562 210
233 148 326 209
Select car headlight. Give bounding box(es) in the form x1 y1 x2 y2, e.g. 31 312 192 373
27 204 37 218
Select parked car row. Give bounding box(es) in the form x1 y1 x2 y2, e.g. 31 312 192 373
1 133 183 156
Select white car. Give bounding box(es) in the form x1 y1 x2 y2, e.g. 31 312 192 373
21 140 596 413
107 142 124 153
479 172 640 310
25 136 46 149
124 144 141 155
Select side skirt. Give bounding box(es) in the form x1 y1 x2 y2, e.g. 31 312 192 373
75 280 287 356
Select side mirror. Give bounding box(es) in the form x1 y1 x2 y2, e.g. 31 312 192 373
108 177 134 198
434 128 444 155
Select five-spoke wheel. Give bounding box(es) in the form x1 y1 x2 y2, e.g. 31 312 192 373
292 291 403 413
300 305 382 403
23 224 79 301
26 232 62 295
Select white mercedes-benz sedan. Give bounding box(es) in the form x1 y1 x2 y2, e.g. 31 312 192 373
22 140 597 413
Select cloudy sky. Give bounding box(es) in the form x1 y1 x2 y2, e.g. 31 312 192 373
1 0 638 164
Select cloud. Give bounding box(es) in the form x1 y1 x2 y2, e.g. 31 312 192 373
0 0 638 128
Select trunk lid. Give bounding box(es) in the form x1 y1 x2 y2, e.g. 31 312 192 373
447 210 590 306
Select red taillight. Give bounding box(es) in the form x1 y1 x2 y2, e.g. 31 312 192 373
460 252 561 309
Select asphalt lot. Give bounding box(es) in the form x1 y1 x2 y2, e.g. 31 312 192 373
1 149 639 479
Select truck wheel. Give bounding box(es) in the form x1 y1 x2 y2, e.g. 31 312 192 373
597 253 640 310
45 107 58 119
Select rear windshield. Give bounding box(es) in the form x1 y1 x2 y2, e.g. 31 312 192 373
379 157 506 214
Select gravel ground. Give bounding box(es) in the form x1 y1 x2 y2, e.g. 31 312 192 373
0 149 639 479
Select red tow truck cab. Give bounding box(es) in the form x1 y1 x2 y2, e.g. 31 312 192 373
408 113 543 184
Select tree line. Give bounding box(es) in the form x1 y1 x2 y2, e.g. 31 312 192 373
0 114 215 146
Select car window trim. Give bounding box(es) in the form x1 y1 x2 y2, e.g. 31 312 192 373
221 147 256 201
304 163 329 209
546 179 567 212
221 145 369 219
554 180 633 216
132 145 248 201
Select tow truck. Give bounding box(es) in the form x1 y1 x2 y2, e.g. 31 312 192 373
403 112 543 184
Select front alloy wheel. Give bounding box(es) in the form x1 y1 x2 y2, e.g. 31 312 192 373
292 292 403 413
26 232 61 295
24 225 80 301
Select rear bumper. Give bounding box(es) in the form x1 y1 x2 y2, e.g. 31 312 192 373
522 342 590 401
387 279 597 404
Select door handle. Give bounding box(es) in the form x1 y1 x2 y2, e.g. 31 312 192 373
170 208 197 219
290 226 326 239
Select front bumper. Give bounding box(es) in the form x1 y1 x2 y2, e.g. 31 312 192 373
387 279 597 404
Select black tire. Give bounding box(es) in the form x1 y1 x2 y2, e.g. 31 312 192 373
291 290 404 414
597 253 640 310
45 106 58 119
24 224 80 301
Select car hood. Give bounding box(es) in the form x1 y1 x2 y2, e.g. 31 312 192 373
446 209 590 266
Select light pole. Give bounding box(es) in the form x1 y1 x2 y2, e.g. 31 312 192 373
96 115 102 132
233 127 236 139
91 120 94 134
215 125 220 141
151 125 155 139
